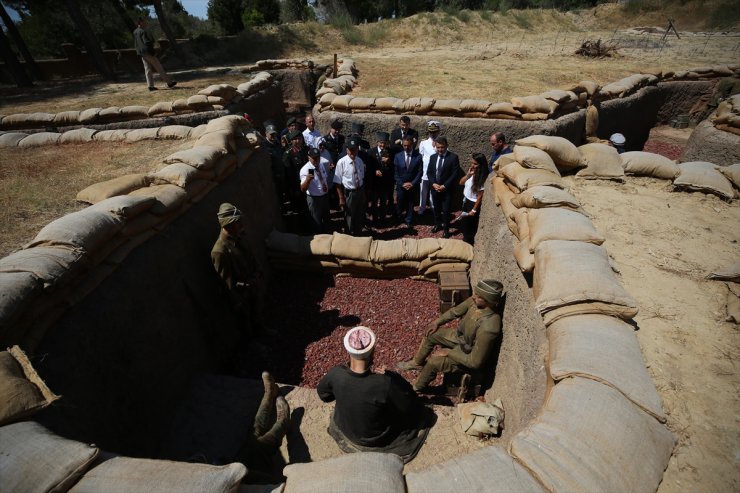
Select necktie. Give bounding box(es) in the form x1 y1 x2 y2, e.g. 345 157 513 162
406 153 410 170
316 165 327 193
436 154 444 182
352 160 361 188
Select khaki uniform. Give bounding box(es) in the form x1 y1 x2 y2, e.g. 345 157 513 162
412 297 501 389
211 230 265 334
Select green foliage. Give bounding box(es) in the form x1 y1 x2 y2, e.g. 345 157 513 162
241 0 280 26
279 0 312 23
708 0 740 27
207 0 244 34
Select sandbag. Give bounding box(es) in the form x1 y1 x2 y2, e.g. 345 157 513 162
331 95 353 111
59 128 97 144
163 145 225 170
0 272 42 328
370 239 406 263
533 240 637 318
349 97 376 111
310 234 333 256
125 127 160 142
540 89 572 103
93 129 131 142
206 115 249 134
548 314 665 421
76 174 150 204
406 445 544 493
510 186 581 210
492 177 519 235
88 193 157 219
491 153 516 172
576 143 625 181
18 132 61 147
521 112 549 121
158 125 193 140
511 207 530 243
500 163 564 191
621 151 679 180
527 208 604 253
2 112 54 127
129 184 188 216
172 99 191 113
68 457 246 493
339 259 382 272
148 101 174 117
571 80 600 96
319 93 337 107
265 230 312 256
120 105 149 119
330 232 373 261
415 97 435 114
515 135 582 169
513 145 560 174
431 99 462 114
514 239 534 273
98 107 122 121
0 245 85 288
79 108 102 124
718 163 740 190
198 83 238 99
509 377 674 493
195 131 236 153
585 105 598 137
187 95 212 108
283 452 406 493
0 346 60 426
26 206 125 252
0 421 99 493
486 102 522 117
53 110 80 125
431 239 474 263
403 238 441 260
424 262 469 278
673 161 735 200
707 261 740 282
511 95 551 114
0 132 28 147
150 162 214 188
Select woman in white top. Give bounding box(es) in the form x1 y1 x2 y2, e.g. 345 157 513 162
458 153 489 245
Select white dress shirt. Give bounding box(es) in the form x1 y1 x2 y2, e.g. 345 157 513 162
299 159 330 196
333 154 365 190
418 137 436 182
302 128 322 149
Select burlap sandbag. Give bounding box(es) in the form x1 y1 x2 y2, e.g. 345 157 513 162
540 89 572 103
26 206 124 252
403 238 442 260
500 163 564 191
78 108 102 123
339 258 383 273
406 445 544 493
492 177 519 236
571 80 600 96
349 97 376 111
585 105 598 137
119 105 149 119
0 346 60 426
53 110 80 125
515 135 582 169
576 143 625 181
186 95 211 108
0 245 86 288
492 153 516 172
148 101 174 117
163 145 225 170
509 377 674 493
76 174 150 204
431 239 474 263
59 128 97 144
548 314 666 421
521 113 549 121
205 115 248 134
370 239 406 263
125 127 160 142
513 146 560 175
511 95 551 114
265 230 312 256
511 207 530 242
533 240 638 318
172 99 191 113
621 151 679 180
18 132 61 147
68 457 245 493
0 271 41 330
673 162 735 200
330 232 373 261
0 132 28 147
2 112 54 127
283 452 404 493
418 256 466 273
1 421 99 493
511 185 581 210
486 102 522 117
196 131 235 153
527 208 604 253
424 262 469 278
319 93 337 107
150 162 214 188
331 95 354 111
158 125 193 140
514 238 535 273
415 97 435 114
431 99 462 115
198 83 238 99
129 184 188 216
718 163 740 190
310 234 333 257
93 129 131 141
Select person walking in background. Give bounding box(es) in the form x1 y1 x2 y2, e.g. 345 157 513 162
133 17 176 91
394 136 423 228
458 153 488 245
427 136 460 238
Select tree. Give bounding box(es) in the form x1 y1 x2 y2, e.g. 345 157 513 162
63 0 116 79
108 0 137 32
208 0 244 34
280 0 311 22
0 26 32 86
0 0 42 80
150 0 186 60
242 0 280 27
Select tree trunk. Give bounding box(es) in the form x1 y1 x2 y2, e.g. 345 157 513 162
63 0 116 80
108 0 136 33
0 2 43 80
151 0 185 62
0 27 32 87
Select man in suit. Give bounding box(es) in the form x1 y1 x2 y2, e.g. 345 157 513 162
369 132 394 225
394 136 423 228
389 116 419 156
426 136 460 238
323 120 345 165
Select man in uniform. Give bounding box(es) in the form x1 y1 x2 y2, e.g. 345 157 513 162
397 279 503 393
133 17 176 91
323 120 345 165
283 130 308 217
317 326 432 463
262 123 285 210
211 203 269 337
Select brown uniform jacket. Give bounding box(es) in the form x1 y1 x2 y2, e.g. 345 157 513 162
211 231 259 294
435 297 501 370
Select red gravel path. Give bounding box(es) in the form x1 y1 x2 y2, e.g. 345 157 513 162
642 139 683 160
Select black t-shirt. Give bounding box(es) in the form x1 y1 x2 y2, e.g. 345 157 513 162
317 365 423 447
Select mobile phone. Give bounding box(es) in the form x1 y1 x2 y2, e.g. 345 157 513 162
308 168 315 175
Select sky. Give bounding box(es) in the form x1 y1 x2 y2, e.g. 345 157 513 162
179 0 209 20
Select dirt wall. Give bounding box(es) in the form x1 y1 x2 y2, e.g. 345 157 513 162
680 119 740 165
269 69 316 109
33 150 281 457
469 196 548 440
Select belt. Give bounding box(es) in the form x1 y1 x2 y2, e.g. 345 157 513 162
346 186 364 192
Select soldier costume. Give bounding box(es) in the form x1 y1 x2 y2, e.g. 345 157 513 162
398 279 503 391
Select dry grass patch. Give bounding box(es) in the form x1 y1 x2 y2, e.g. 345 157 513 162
0 139 189 257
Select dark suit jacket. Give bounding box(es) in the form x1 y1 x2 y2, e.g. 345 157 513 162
394 150 423 188
427 151 460 191
322 132 344 163
389 127 419 155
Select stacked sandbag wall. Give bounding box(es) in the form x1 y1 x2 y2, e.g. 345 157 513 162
680 94 740 166
0 115 282 456
265 231 472 280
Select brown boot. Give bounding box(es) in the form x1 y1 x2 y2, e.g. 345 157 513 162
256 396 290 451
253 371 279 437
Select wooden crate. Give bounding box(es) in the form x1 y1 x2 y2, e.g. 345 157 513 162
438 269 470 313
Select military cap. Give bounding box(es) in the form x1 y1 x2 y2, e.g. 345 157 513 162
308 147 320 158
217 202 242 227
288 129 303 141
346 137 360 149
331 120 343 130
474 279 503 306
375 131 390 142
427 120 442 133
351 122 365 134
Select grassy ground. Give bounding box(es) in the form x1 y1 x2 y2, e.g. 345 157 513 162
0 140 188 257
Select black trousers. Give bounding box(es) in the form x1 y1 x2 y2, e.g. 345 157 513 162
396 185 417 225
431 188 452 232
461 198 480 245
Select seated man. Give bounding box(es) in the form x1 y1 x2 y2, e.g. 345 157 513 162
397 280 503 392
317 326 432 463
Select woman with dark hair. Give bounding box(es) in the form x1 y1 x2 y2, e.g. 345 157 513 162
458 153 489 245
